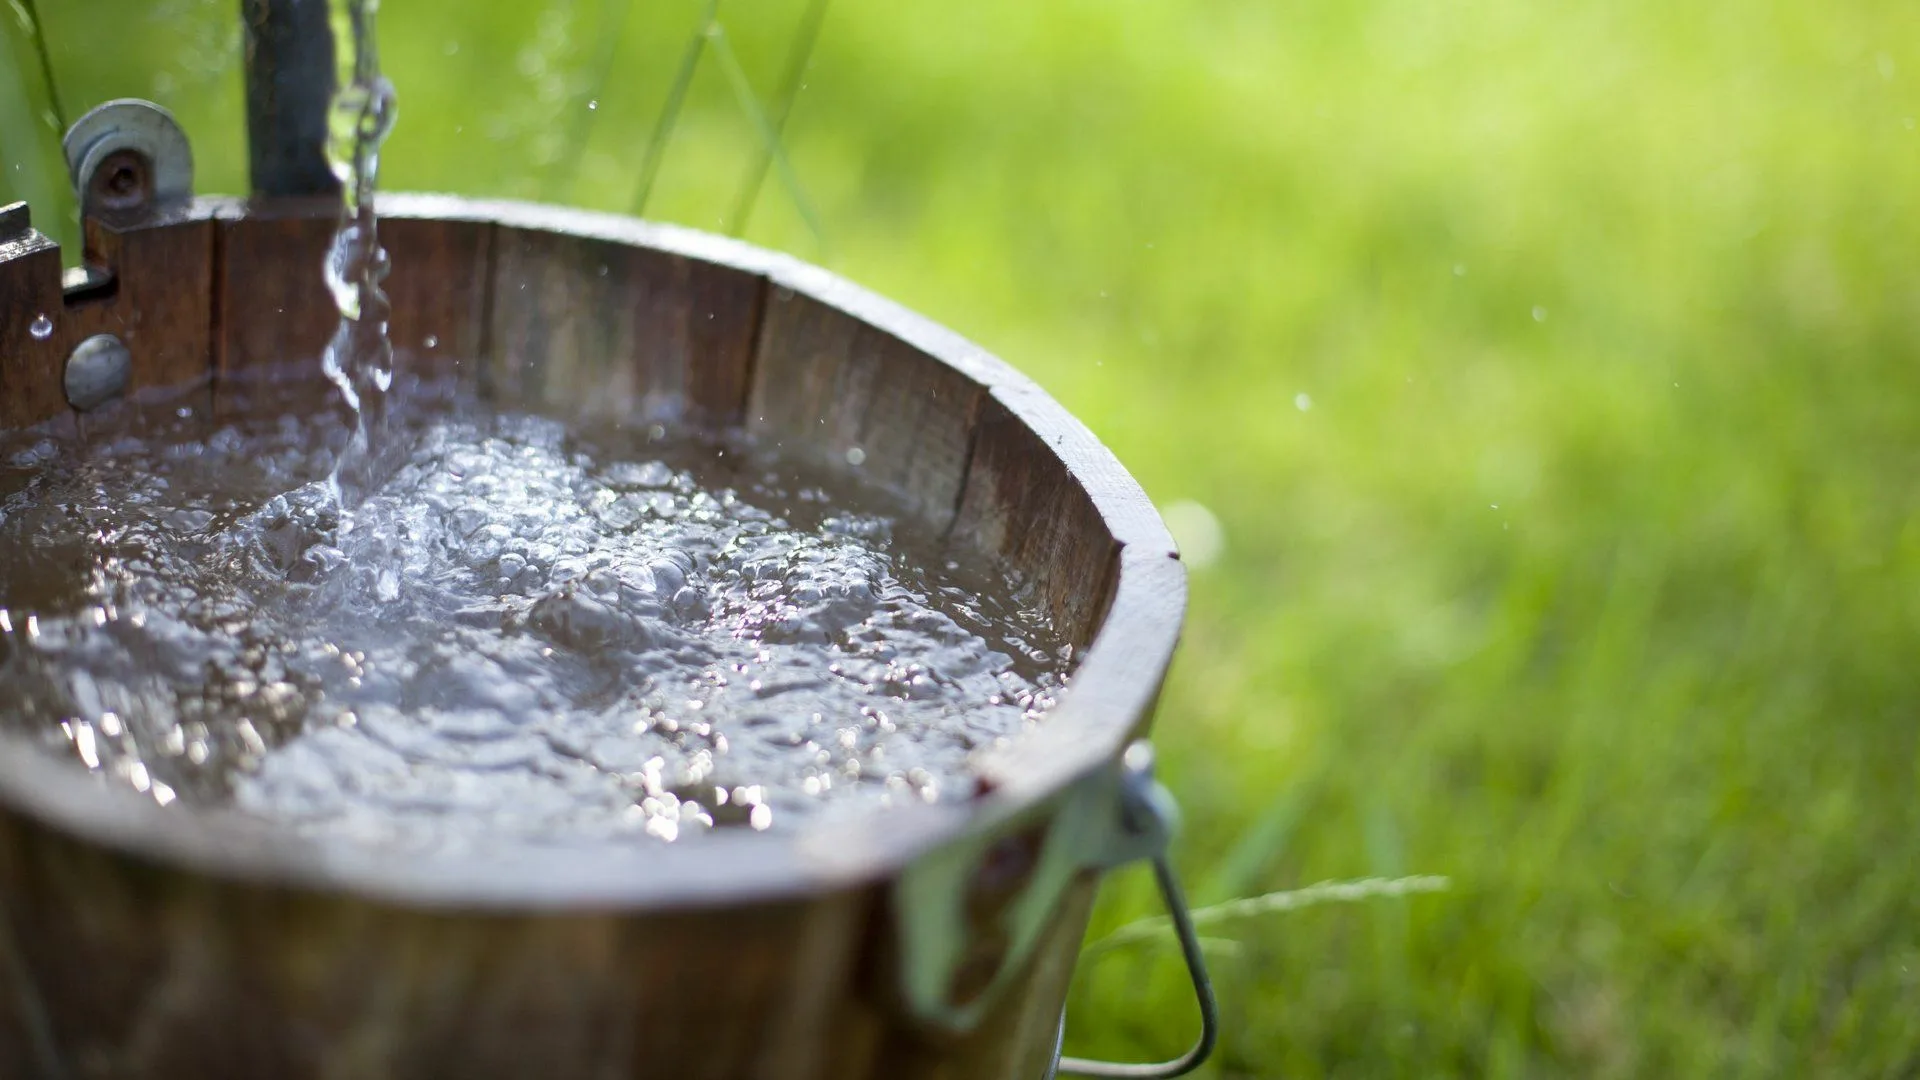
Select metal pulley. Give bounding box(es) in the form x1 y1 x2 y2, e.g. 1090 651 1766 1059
63 99 195 230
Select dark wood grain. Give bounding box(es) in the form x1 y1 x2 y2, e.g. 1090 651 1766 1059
74 208 219 400
0 223 66 429
950 395 1119 649
0 807 884 1079
748 286 985 532
487 224 763 424
0 204 218 429
215 197 338 378
382 215 493 379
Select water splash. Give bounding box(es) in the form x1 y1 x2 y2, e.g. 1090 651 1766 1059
320 0 398 506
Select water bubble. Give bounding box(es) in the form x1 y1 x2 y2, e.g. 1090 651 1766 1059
845 446 867 466
28 313 52 340
1532 305 1549 322
423 334 439 349
587 100 599 111
1294 393 1312 412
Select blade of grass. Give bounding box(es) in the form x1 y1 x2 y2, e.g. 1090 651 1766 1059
0 3 72 253
552 0 637 204
13 0 64 135
1196 779 1314 905
725 0 829 236
706 21 826 255
1081 875 1451 958
629 0 720 217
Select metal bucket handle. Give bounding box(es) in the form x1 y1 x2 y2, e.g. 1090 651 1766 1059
896 742 1218 1078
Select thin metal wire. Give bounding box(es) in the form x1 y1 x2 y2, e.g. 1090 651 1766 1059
629 0 722 216
704 21 825 253
725 0 829 236
15 0 67 135
1054 859 1219 1077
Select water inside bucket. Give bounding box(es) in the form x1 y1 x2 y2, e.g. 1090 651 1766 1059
0 374 1069 850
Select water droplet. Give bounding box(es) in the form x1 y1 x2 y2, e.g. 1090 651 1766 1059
587 100 599 111
845 446 867 466
1452 263 1467 277
1294 393 1312 412
1532 306 1548 322
28 313 52 340
423 334 439 349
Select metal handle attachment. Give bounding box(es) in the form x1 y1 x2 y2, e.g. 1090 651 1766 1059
1047 745 1219 1079
893 741 1216 1075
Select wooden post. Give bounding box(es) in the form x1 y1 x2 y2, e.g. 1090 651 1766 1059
240 0 340 197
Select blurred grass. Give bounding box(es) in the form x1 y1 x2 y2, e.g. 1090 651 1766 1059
7 0 1920 1074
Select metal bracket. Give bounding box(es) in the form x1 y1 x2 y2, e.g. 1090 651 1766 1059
63 99 194 229
895 742 1215 1077
58 99 195 300
1048 820 1220 1078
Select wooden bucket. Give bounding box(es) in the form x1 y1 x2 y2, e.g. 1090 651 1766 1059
0 131 1189 1077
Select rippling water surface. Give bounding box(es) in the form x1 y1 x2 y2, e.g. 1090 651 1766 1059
0 376 1068 849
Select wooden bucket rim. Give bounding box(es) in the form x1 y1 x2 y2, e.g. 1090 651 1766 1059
0 194 1187 911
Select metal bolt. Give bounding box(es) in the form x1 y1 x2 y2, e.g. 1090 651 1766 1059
85 149 155 226
65 334 131 412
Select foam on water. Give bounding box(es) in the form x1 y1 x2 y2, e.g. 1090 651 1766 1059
0 379 1069 850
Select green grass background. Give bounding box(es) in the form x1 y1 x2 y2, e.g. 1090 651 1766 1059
7 0 1920 1074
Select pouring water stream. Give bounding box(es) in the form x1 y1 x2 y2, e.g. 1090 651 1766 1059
320 0 397 508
